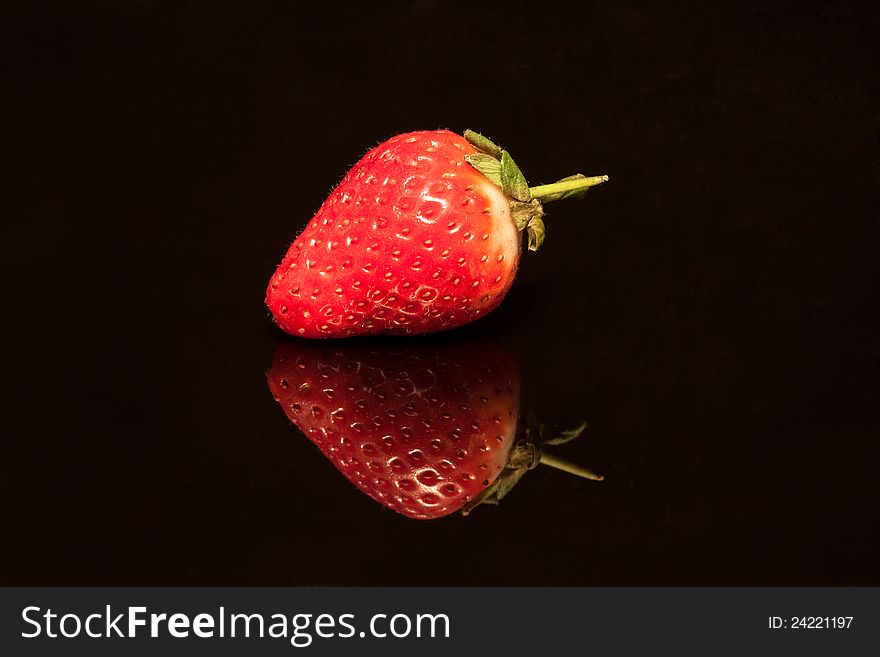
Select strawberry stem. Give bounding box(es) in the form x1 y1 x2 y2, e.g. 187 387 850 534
529 175 609 201
539 453 604 481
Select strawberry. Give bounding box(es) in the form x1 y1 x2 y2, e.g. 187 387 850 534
266 339 601 520
265 129 607 337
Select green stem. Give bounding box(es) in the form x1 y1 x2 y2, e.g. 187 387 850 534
539 453 604 481
529 175 609 201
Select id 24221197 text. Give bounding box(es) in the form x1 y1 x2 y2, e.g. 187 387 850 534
769 617 853 629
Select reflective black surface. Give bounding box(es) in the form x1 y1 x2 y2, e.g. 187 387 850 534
4 1 878 585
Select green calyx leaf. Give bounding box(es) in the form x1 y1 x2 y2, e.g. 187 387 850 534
460 466 529 515
527 217 546 251
461 441 539 515
543 420 589 446
511 199 546 252
463 129 531 202
500 151 531 202
464 153 502 187
463 129 503 158
463 130 532 201
510 199 543 230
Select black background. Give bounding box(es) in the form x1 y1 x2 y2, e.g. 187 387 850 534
3 1 877 585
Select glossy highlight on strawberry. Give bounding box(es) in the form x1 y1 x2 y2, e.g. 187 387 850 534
266 339 520 519
265 128 608 338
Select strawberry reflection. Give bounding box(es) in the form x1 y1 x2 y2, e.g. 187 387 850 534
266 338 600 520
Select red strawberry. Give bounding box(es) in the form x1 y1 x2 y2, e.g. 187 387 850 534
266 339 602 519
265 129 608 337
